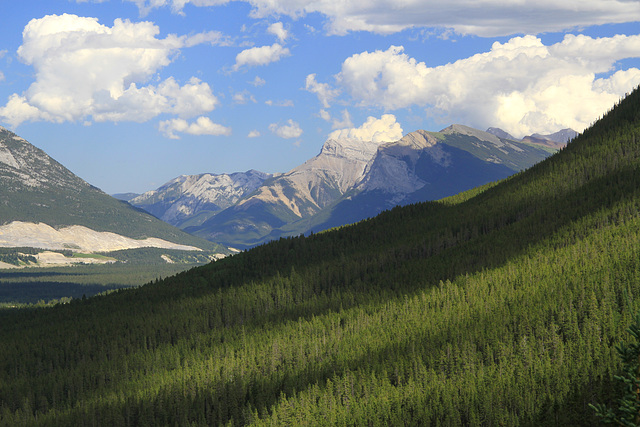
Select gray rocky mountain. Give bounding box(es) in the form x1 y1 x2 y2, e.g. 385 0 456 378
486 127 578 150
0 126 219 254
129 170 271 228
307 125 555 233
523 128 578 149
182 136 388 247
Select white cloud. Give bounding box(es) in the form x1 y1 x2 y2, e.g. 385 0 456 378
158 116 232 139
233 90 257 104
337 35 640 136
0 14 222 128
329 114 403 143
305 74 339 108
331 109 354 130
124 0 230 17
232 43 290 71
249 76 266 86
267 22 289 43
248 130 261 137
265 99 294 107
269 119 302 138
319 109 331 121
124 0 640 37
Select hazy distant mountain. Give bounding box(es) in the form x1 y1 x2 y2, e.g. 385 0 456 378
129 170 271 228
112 192 140 202
0 126 219 254
486 127 578 151
522 128 578 149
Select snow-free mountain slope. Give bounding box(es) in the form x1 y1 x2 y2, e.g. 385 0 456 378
308 124 553 232
184 136 389 246
130 170 271 228
0 126 219 253
182 124 554 247
486 126 578 150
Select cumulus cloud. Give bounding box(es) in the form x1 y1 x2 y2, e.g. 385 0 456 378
267 22 289 43
158 116 232 139
328 114 403 143
232 43 290 71
124 0 640 37
247 130 261 137
269 119 302 138
337 35 640 136
305 74 340 108
0 14 223 128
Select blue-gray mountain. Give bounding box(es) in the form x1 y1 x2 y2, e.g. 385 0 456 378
130 124 566 249
307 125 564 233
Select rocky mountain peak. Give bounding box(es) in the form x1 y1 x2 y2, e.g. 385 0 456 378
531 128 578 144
395 130 440 149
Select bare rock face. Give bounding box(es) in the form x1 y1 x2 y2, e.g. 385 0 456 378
235 136 386 218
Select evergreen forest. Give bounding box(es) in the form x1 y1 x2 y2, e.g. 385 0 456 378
3 87 640 425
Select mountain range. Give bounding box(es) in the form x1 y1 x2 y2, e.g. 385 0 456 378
129 124 568 248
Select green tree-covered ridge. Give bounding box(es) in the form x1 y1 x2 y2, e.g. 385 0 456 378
1 87 640 424
0 127 220 251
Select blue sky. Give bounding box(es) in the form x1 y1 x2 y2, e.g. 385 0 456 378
1 1 639 194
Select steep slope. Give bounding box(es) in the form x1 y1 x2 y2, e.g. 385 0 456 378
306 125 553 232
185 137 385 247
129 170 271 228
2 87 640 425
0 126 220 252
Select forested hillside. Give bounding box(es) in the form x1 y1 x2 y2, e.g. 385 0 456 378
1 87 640 425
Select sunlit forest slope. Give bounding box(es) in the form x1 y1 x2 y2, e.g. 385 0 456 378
2 87 640 425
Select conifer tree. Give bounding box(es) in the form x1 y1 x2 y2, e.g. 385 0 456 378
591 310 640 425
